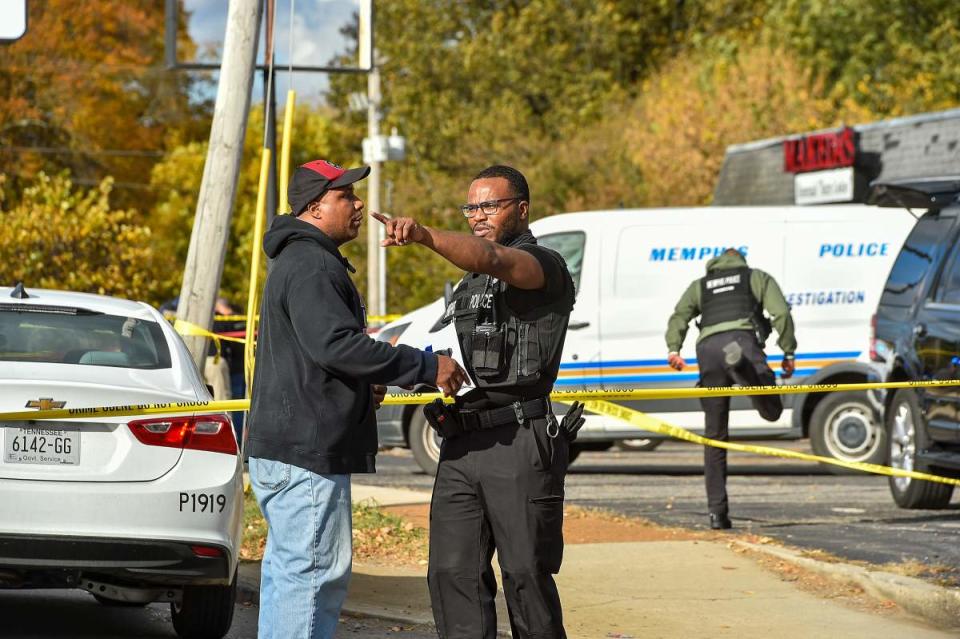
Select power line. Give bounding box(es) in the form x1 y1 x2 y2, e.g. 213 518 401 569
0 146 166 158
0 169 155 191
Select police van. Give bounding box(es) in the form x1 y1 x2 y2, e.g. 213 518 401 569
376 205 917 475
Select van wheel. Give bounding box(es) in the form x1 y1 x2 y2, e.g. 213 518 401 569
887 389 954 509
170 576 236 639
809 392 885 474
409 408 440 476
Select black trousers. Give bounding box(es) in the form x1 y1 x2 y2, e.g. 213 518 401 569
695 330 783 515
427 416 568 639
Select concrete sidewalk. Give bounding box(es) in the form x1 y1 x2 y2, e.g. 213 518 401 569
238 483 960 638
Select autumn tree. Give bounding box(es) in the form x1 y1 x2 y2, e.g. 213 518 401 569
0 173 168 301
0 1 209 209
623 44 876 206
763 0 960 116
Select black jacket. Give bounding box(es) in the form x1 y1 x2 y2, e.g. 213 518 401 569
246 216 438 474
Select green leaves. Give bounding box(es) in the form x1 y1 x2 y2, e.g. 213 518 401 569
0 172 168 301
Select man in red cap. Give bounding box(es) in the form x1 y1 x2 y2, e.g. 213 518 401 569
247 160 467 639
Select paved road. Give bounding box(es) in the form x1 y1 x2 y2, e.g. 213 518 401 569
370 442 960 583
5 442 957 638
0 589 437 638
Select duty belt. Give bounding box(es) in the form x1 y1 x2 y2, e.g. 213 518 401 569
458 397 551 431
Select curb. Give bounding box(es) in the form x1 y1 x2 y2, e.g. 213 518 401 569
237 565 511 637
733 540 960 631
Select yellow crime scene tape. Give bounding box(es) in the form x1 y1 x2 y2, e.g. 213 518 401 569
4 379 960 486
575 399 960 487
172 319 246 364
210 313 403 323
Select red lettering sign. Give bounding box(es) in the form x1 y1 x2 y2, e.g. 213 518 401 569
783 127 856 173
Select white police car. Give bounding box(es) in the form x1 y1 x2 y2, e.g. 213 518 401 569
0 285 242 639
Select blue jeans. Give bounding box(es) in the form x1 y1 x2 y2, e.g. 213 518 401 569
249 458 352 639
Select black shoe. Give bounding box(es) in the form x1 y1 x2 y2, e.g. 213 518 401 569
709 513 732 530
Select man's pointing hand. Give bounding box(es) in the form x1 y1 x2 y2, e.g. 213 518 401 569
371 212 426 247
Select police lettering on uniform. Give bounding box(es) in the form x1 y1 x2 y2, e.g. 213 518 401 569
665 248 797 530
373 165 581 639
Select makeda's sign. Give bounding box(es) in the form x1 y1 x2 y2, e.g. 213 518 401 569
784 127 859 205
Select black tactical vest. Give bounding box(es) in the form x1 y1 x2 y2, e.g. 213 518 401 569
445 233 573 391
699 266 756 328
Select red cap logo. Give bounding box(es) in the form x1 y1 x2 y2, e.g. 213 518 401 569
302 160 346 181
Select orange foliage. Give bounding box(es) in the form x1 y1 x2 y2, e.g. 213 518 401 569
0 1 202 205
625 44 876 206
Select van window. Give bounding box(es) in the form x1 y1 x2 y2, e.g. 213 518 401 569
880 215 954 307
934 243 960 305
539 231 585 294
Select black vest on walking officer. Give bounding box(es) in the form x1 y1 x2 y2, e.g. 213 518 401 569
700 265 772 344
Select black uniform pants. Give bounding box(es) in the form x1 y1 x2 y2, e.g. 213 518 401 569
427 416 568 639
695 330 783 515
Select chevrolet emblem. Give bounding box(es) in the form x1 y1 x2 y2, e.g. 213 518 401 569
25 398 66 410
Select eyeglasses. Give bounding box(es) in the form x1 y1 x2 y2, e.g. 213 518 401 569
460 197 522 218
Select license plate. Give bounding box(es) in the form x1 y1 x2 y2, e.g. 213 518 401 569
4 424 80 465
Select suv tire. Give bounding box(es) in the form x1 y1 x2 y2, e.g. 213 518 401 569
171 576 237 639
409 407 441 476
886 389 954 509
809 392 885 474
615 438 664 452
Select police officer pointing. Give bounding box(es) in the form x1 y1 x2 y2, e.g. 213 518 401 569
665 248 796 530
373 165 578 639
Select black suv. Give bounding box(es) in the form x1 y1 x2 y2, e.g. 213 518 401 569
870 178 960 509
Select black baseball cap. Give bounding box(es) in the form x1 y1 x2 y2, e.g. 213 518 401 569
289 159 370 216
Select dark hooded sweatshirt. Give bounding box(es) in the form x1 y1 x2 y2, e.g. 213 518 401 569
246 216 438 474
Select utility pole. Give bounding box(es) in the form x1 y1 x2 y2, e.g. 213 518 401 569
380 179 392 315
177 0 261 368
366 64 382 318
263 0 278 229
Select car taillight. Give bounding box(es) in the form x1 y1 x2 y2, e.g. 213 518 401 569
869 313 880 361
127 414 237 455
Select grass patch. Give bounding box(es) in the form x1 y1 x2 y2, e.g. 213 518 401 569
352 499 428 564
240 488 268 561
240 490 427 564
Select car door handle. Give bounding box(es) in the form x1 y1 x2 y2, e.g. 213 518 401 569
913 323 927 338
568 321 590 330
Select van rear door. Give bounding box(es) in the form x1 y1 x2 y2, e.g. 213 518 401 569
539 230 598 393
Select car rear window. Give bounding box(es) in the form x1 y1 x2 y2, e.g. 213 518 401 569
880 214 956 307
0 307 172 369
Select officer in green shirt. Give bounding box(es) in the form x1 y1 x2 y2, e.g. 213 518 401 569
665 248 797 529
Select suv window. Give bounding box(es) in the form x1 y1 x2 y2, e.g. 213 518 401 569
0 308 172 369
934 242 960 305
539 231 585 294
880 214 955 307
